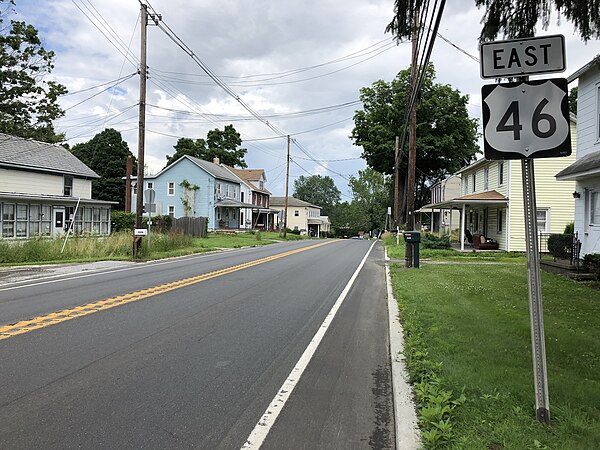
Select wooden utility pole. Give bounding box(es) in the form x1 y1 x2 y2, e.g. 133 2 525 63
282 135 291 238
405 13 419 268
393 135 400 228
134 4 161 257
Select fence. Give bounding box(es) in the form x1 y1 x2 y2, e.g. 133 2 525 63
171 216 207 238
538 232 581 264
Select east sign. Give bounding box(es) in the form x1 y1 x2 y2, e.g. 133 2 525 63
480 35 565 79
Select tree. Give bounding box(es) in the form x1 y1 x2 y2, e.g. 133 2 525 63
71 128 136 210
0 1 67 142
165 124 247 168
387 1 600 42
330 202 370 237
348 168 391 232
292 174 341 217
569 86 578 115
351 64 479 217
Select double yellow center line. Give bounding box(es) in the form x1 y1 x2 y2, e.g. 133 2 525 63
0 241 334 342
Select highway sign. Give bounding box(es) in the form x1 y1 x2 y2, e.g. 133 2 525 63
482 78 571 160
480 35 565 79
144 188 155 204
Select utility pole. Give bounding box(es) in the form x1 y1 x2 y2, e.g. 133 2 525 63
393 135 399 229
134 3 161 257
405 12 419 268
282 135 291 238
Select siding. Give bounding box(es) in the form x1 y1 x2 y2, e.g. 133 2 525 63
0 169 63 195
577 67 600 159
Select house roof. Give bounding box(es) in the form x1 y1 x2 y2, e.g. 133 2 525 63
0 133 99 178
456 190 508 201
148 155 240 183
223 165 272 194
419 190 508 211
270 196 321 209
555 150 600 181
567 55 600 83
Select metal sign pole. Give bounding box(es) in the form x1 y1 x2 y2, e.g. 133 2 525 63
522 157 550 424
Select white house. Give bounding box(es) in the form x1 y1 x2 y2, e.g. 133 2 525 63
0 133 114 238
555 56 600 257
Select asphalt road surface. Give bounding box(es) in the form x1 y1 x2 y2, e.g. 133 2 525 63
0 239 394 449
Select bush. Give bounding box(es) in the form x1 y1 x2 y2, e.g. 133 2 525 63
583 253 600 276
112 211 135 232
421 233 451 249
547 234 572 259
564 222 575 234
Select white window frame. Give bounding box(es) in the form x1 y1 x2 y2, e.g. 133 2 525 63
294 209 299 217
472 173 476 193
464 177 469 195
498 162 504 186
484 168 489 191
167 182 175 196
591 191 600 226
147 182 153 189
497 209 503 233
537 208 550 233
168 205 175 218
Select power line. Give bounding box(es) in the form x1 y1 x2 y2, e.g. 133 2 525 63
63 72 138 111
64 72 138 96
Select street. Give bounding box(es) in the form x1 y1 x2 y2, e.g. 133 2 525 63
0 240 394 449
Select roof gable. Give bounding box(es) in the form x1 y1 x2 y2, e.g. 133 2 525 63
0 133 98 178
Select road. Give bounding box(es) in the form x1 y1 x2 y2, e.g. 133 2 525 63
0 239 394 449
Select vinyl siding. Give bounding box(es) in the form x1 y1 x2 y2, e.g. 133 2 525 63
576 67 600 158
0 168 96 198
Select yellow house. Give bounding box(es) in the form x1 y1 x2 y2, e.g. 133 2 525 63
428 115 577 251
270 196 328 237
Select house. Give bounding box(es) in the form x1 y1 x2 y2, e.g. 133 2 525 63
416 175 461 235
555 56 600 257
222 166 277 230
427 114 577 251
0 133 114 238
133 155 254 230
270 197 328 237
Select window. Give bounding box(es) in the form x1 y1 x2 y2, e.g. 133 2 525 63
2 203 15 237
591 191 600 225
93 208 101 234
16 204 28 237
241 192 244 202
64 175 73 196
464 177 469 195
100 208 109 234
29 204 40 235
537 209 549 233
294 210 299 217
168 182 175 196
147 182 153 189
497 209 503 233
498 162 504 186
41 205 51 235
294 226 298 231
259 180 264 189
472 174 476 193
168 205 175 218
240 212 244 225
484 168 489 191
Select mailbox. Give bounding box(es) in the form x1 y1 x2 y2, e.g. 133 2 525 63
403 231 421 243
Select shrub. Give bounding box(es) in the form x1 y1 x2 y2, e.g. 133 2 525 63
111 211 135 232
421 233 451 249
564 221 575 234
583 253 600 276
547 234 572 259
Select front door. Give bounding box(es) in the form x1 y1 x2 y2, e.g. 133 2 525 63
53 208 65 237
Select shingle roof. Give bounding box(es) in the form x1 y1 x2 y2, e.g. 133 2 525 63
187 156 240 183
226 166 271 194
555 150 600 180
455 190 508 201
270 196 321 208
0 133 99 178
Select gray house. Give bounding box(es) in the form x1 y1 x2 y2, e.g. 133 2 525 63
0 133 114 238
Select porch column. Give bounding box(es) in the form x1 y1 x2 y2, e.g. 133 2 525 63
448 208 453 244
460 204 466 251
438 208 443 237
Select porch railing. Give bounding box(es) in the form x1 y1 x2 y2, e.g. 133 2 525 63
538 232 581 265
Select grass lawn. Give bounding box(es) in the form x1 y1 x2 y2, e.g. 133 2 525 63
0 231 311 265
388 249 600 448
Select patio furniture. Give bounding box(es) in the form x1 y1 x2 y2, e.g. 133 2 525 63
472 233 499 250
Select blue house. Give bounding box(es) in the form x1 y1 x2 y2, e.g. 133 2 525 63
133 155 251 230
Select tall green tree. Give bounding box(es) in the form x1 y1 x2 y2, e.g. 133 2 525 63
351 64 479 216
348 168 391 232
387 1 600 42
569 86 578 116
293 174 341 217
71 128 136 210
0 0 67 142
165 124 247 168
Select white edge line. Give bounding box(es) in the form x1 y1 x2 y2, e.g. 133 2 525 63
241 240 377 449
385 247 421 450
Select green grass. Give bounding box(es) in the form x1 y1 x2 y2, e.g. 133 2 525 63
388 255 600 448
0 230 313 265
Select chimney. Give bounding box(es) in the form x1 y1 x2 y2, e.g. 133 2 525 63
213 157 220 165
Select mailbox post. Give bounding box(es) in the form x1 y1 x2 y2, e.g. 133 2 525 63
403 231 421 268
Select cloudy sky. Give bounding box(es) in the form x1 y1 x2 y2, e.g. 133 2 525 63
13 0 600 198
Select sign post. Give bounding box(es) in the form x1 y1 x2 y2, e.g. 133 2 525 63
480 35 569 424
144 188 155 253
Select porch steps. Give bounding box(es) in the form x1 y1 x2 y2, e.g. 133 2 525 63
540 259 596 281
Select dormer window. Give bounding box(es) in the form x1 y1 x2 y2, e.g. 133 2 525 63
64 175 73 196
259 180 264 189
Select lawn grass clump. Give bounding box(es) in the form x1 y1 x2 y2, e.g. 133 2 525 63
389 261 600 449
